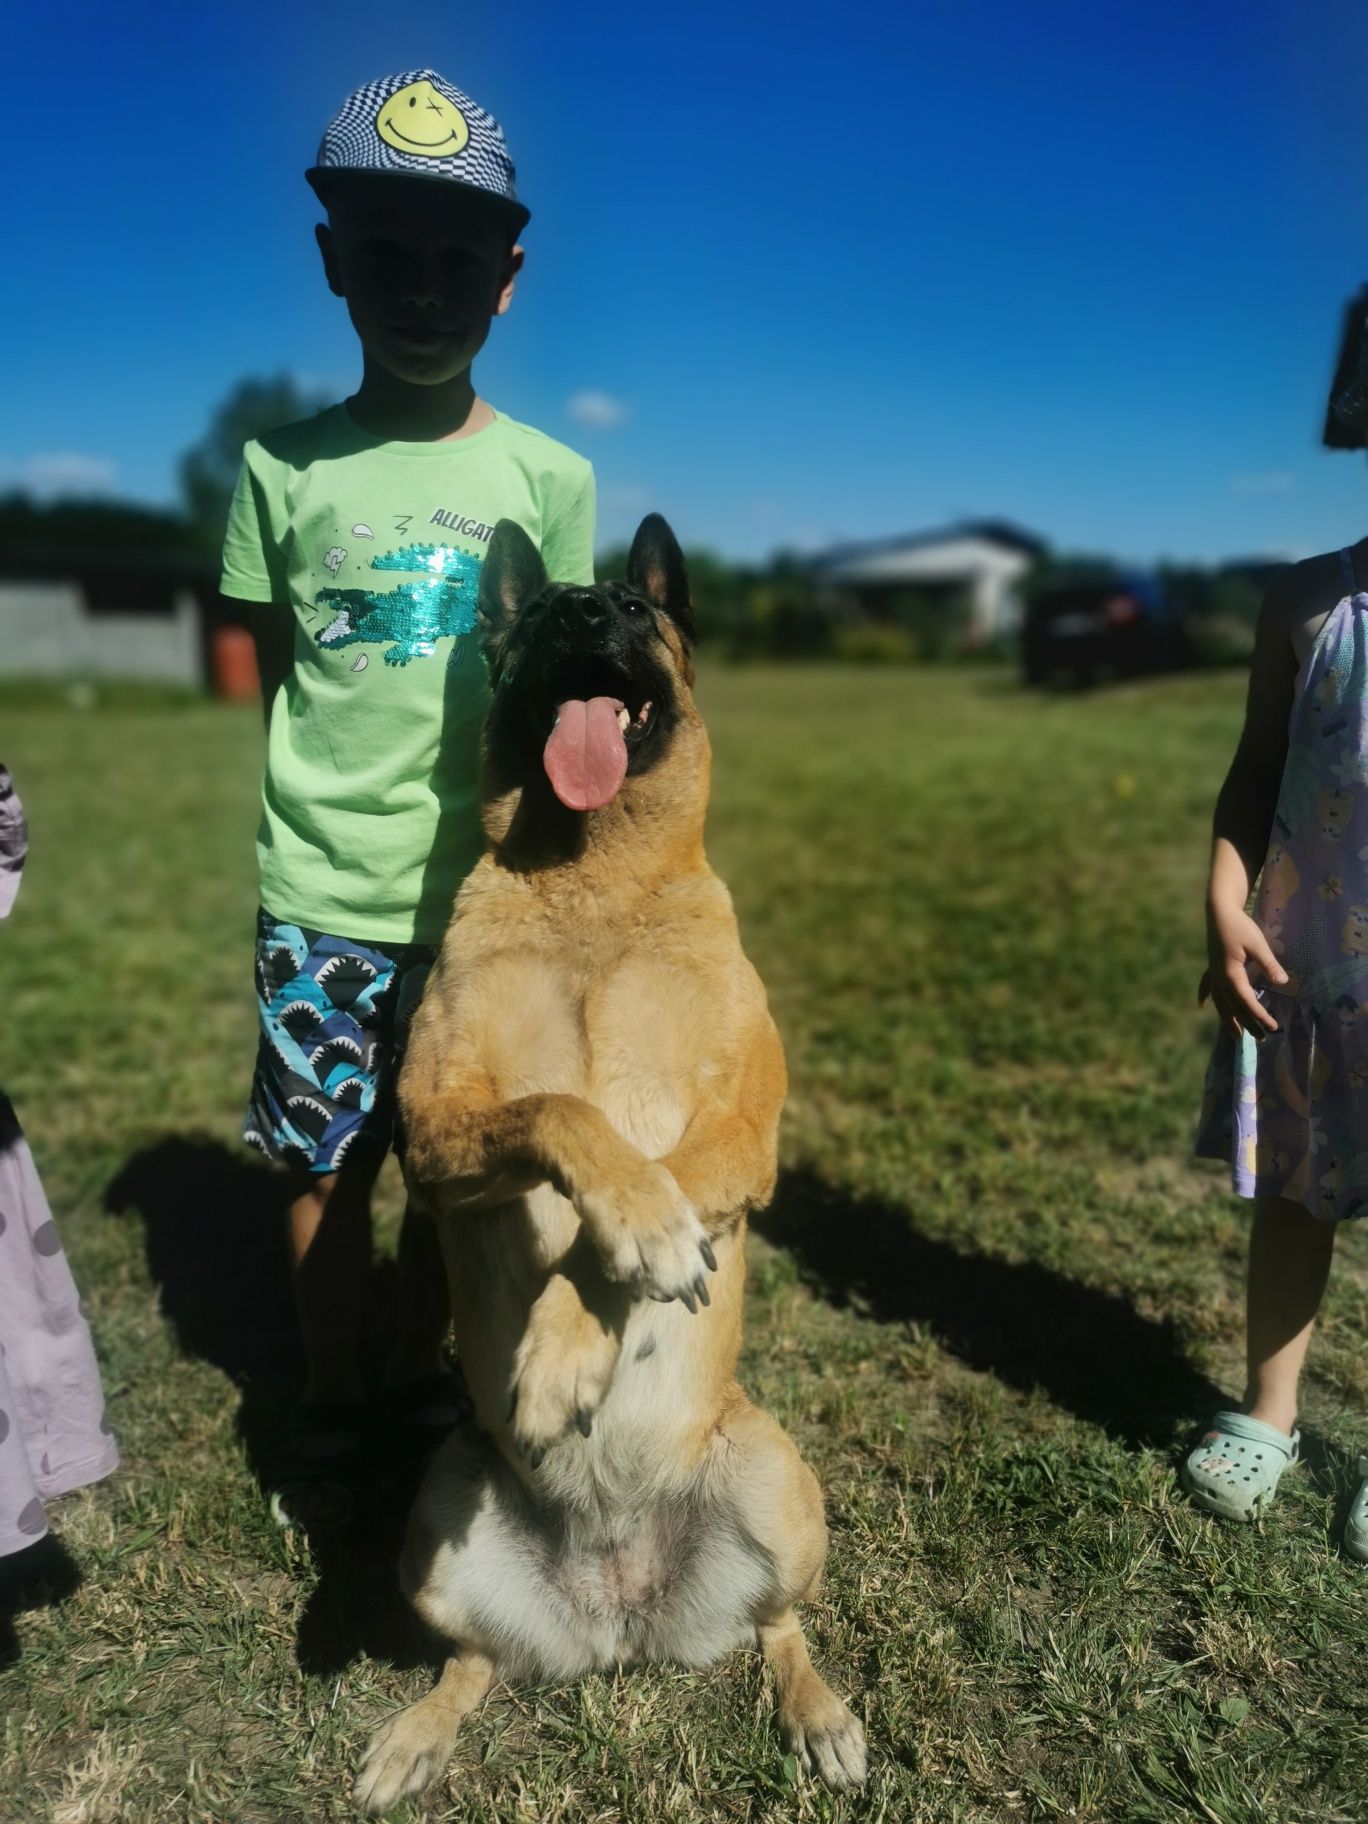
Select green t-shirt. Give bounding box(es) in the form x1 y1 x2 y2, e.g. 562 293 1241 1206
220 405 595 945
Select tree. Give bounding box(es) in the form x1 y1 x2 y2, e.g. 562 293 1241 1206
0 492 200 568
179 374 329 551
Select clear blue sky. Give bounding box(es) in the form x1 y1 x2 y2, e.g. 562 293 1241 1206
6 0 1368 564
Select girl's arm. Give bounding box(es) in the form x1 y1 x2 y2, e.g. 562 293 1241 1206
1200 573 1297 1036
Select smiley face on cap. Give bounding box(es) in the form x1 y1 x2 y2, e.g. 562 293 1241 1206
376 80 470 158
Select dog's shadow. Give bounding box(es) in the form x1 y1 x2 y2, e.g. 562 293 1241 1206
102 1139 1354 1670
103 1136 437 1676
757 1166 1341 1486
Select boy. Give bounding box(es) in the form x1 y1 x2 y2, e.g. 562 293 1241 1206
219 69 596 1526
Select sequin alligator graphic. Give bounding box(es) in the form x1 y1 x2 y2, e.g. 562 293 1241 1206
315 543 482 665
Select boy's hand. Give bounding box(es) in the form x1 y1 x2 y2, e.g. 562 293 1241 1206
1199 900 1288 1037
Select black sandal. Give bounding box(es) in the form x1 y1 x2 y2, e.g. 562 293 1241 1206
382 1368 473 1465
267 1399 368 1529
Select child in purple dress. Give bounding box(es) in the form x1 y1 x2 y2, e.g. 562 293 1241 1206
1190 305 1368 1552
0 766 118 1556
1191 537 1368 1553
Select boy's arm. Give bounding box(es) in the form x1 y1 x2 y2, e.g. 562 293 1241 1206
220 445 291 729
242 598 294 733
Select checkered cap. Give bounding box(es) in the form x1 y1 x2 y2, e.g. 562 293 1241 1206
307 69 529 231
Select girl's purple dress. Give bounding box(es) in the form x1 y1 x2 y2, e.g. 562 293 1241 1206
1197 549 1368 1221
0 767 118 1555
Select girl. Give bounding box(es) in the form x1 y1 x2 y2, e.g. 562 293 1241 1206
1190 304 1368 1550
0 765 119 1560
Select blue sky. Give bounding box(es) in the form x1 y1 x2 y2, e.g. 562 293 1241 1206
6 1 1368 563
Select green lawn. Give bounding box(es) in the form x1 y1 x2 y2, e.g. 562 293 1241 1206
2 664 1367 1823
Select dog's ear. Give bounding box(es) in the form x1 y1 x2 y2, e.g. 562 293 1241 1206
479 520 549 652
626 514 694 642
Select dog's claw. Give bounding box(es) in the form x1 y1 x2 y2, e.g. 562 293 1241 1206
528 1445 546 1471
679 1286 697 1314
699 1238 717 1272
575 1408 593 1438
695 1276 710 1307
506 1387 518 1423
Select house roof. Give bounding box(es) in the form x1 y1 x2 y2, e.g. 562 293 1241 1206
811 518 1050 576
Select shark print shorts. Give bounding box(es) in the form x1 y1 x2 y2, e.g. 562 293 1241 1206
244 908 436 1175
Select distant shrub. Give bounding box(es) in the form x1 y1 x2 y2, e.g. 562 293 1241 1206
831 621 920 664
888 588 971 662
722 580 834 660
1185 613 1257 667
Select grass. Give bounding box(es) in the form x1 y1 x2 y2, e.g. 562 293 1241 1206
2 662 1367 1822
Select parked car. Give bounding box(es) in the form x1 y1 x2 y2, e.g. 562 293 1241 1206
1020 574 1190 687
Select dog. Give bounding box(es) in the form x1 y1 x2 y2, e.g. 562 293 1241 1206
354 514 867 1812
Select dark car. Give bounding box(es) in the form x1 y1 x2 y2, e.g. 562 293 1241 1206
1020 574 1190 688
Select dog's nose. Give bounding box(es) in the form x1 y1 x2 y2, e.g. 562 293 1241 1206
564 589 608 629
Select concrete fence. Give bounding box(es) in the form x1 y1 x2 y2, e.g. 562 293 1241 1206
0 583 203 686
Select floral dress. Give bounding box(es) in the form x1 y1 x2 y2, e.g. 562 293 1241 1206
1197 550 1368 1222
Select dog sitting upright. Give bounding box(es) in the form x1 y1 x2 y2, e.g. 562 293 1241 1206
355 514 866 1812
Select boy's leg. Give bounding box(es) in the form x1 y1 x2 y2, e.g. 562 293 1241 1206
1243 1194 1335 1434
385 1200 452 1388
247 911 410 1517
289 1158 382 1406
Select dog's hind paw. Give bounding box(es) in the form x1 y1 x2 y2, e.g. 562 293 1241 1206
354 1702 457 1814
509 1273 623 1456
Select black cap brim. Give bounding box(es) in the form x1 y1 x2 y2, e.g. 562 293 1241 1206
305 166 531 237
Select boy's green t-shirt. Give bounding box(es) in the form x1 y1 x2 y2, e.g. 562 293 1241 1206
220 405 595 945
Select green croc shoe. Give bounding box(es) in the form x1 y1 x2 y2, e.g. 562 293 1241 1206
1181 1411 1300 1522
1345 1455 1368 1563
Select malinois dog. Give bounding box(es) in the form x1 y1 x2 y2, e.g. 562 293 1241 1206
355 515 866 1812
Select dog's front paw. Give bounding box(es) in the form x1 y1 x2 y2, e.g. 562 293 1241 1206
509 1274 622 1459
579 1163 716 1309
354 1700 456 1814
782 1695 868 1791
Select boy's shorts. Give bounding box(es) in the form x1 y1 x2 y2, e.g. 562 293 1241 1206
244 908 436 1175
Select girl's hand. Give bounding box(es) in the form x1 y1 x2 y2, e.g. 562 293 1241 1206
1199 902 1288 1037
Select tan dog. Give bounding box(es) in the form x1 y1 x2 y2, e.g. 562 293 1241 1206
355 515 866 1812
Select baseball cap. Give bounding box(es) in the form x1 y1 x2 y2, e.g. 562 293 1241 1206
306 69 530 234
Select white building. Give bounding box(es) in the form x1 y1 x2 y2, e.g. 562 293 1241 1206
812 520 1049 646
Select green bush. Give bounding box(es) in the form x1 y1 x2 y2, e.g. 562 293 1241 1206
830 620 920 664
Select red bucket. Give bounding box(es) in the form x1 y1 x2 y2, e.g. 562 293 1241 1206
211 625 261 702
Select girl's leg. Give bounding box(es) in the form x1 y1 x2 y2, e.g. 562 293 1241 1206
1243 1194 1336 1434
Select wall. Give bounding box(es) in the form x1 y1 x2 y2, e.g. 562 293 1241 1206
0 583 202 686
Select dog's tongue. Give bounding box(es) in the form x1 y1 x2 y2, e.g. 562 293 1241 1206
543 697 627 811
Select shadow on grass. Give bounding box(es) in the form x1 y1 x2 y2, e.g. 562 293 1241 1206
760 1166 1240 1454
0 1533 81 1667
103 1136 436 1677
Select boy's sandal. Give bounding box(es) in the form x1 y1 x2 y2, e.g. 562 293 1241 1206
1344 1454 1368 1563
1181 1411 1300 1522
382 1368 473 1465
267 1399 369 1530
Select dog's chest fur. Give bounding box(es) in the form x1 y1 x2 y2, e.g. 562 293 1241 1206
474 900 730 1163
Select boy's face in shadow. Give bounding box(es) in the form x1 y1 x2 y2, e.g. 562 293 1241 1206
316 177 522 387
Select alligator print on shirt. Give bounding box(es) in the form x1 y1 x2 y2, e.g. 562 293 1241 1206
314 543 483 666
